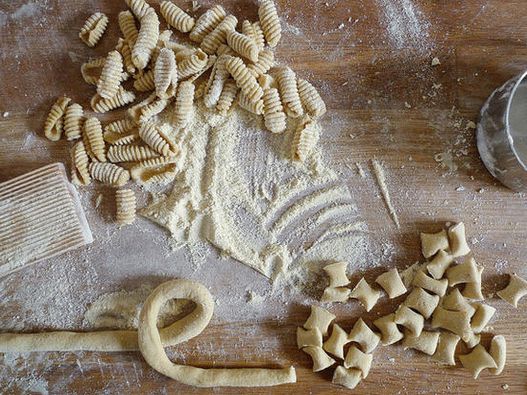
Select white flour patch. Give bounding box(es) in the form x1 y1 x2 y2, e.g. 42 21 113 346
10 2 44 20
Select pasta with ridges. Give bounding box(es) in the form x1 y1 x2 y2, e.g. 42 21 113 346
216 79 239 115
160 1 195 33
224 55 264 103
298 78 327 118
134 69 155 92
200 15 238 55
118 10 139 45
125 0 152 19
64 103 84 141
247 49 274 77
79 12 109 47
276 67 304 118
171 81 195 129
116 38 136 75
292 116 318 162
204 56 230 108
226 30 259 63
189 5 226 43
154 48 177 98
107 145 160 163
132 9 160 70
116 189 136 225
91 88 136 113
44 96 71 141
71 141 91 186
97 51 124 99
258 0 281 48
84 117 106 162
178 49 209 79
89 161 130 186
139 121 176 156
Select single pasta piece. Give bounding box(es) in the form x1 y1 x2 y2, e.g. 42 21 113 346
189 5 226 43
132 9 160 70
91 87 136 113
84 117 106 162
291 116 319 162
107 144 159 163
242 20 265 51
247 49 274 77
343 346 372 378
442 288 476 316
104 130 138 146
412 270 448 297
81 57 106 85
426 250 454 280
115 189 136 226
497 273 527 307
79 12 109 47
97 51 124 100
226 30 259 62
320 287 350 303
296 327 322 349
431 305 472 341
420 229 449 258
105 118 136 135
298 78 327 118
187 54 216 83
462 264 484 300
71 141 91 186
178 49 208 79
465 332 481 349
44 96 71 141
89 161 130 186
375 268 407 299
322 324 349 359
263 87 286 133
116 38 136 75
154 48 177 99
446 256 480 286
215 79 239 116
171 80 195 129
332 366 362 390
448 222 471 257
488 335 506 375
134 69 155 92
200 15 238 55
402 330 440 356
349 278 380 312
224 55 264 103
403 287 440 319
394 305 424 337
118 10 139 45
130 160 178 186
204 56 230 108
258 0 281 48
470 303 496 333
322 261 349 287
433 332 460 366
459 344 497 379
125 0 152 19
347 318 380 353
373 313 403 346
303 305 335 336
139 121 176 156
160 1 195 33
276 67 303 118
302 346 335 372
64 102 84 141
238 92 264 115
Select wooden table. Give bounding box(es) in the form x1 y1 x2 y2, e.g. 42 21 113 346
0 0 526 393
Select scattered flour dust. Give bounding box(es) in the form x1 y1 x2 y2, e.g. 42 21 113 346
371 159 401 228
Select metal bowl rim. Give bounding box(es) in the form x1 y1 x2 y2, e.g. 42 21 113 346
505 68 527 171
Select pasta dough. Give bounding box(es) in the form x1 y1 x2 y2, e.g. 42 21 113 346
303 305 335 336
496 273 527 307
373 313 403 345
433 332 460 366
446 256 479 287
420 229 449 258
321 287 350 303
375 268 407 298
412 270 448 297
302 346 335 372
488 335 506 375
426 250 454 280
349 277 381 312
348 318 380 353
296 327 322 349
448 222 471 257
332 366 362 390
402 330 440 356
459 344 497 379
178 49 209 79
470 303 496 333
403 287 440 319
79 12 109 47
343 346 372 378
322 261 349 287
394 305 424 337
322 324 349 358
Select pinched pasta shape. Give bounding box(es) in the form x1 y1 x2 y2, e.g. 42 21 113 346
130 162 178 186
160 1 195 33
496 273 527 307
403 287 440 319
116 188 136 225
412 270 448 297
420 229 449 258
296 327 322 349
81 57 106 85
462 264 484 300
375 268 406 298
332 366 362 390
242 20 265 51
433 332 460 366
402 330 440 356
431 305 472 341
276 67 304 118
459 344 497 379
470 303 496 333
226 30 259 63
302 346 335 372
104 130 139 146
446 256 479 287
394 305 424 337
448 222 471 257
322 324 349 359
44 96 71 141
189 5 226 43
84 117 106 162
343 346 372 378
442 288 476 316
105 118 136 135
303 305 335 336
373 313 403 346
349 277 380 312
247 49 275 77
489 335 506 375
64 102 84 141
258 0 281 48
97 51 124 100
321 287 350 303
322 261 349 287
79 12 109 47
116 38 136 75
348 319 380 354
89 161 130 186
132 9 160 70
426 250 454 280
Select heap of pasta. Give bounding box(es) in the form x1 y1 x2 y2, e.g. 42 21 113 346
297 222 522 390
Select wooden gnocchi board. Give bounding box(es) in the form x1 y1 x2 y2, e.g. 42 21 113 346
0 0 526 393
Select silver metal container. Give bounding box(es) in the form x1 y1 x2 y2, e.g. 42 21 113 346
477 69 527 191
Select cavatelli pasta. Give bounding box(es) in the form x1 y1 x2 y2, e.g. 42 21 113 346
203 56 230 108
139 121 176 156
64 103 84 141
187 54 217 82
125 0 152 19
238 92 264 115
79 12 109 47
276 66 304 118
160 1 195 33
224 55 264 103
216 79 239 115
134 69 155 92
115 189 136 225
89 161 130 186
178 49 208 79
97 51 124 99
241 20 265 51
81 57 106 85
247 49 274 77
298 78 327 118
171 80 195 129
292 115 319 162
91 87 136 113
104 130 139 146
133 155 179 169
116 38 136 75
84 117 106 162
189 5 226 43
258 0 281 48
216 43 236 57
226 30 259 63
200 15 237 55
263 87 286 133
107 144 160 163
132 9 160 70
130 161 178 185
119 10 139 45
128 93 168 124
154 47 177 98
44 96 71 141
105 118 136 135
71 141 91 186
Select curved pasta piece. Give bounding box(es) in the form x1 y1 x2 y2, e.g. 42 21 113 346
263 87 286 134
84 117 106 162
79 12 109 47
296 327 322 349
446 256 479 287
224 55 263 102
97 51 124 99
127 92 169 125
215 79 239 116
348 319 380 354
139 121 176 156
426 250 454 280
160 1 195 33
91 88 136 113
322 324 348 359
258 0 281 48
216 43 236 57
375 268 406 299
489 335 506 375
238 92 264 115
402 330 440 356
298 78 327 118
105 118 136 135
178 49 209 79
322 262 349 288
459 344 497 379
470 303 496 333
104 130 138 146
81 57 106 85
44 96 71 141
321 287 350 303
412 270 448 297
302 346 335 372
394 305 424 337
204 56 230 108
107 145 159 163
462 264 484 300
442 288 476 316
291 116 319 162
373 313 403 346
130 162 178 186
420 229 449 258
448 222 471 257
349 278 380 312
200 15 238 55
89 161 130 186
116 188 136 226
496 273 527 307
125 0 152 19
171 80 195 129
433 332 460 366
116 38 136 75
431 305 472 340
242 20 265 51
332 366 362 390
132 9 160 70
303 305 335 336
276 67 303 118
119 10 139 46
134 69 155 92
226 30 259 63
403 287 440 319
154 48 177 98
343 346 372 378
71 141 91 186
64 103 84 141
190 5 226 43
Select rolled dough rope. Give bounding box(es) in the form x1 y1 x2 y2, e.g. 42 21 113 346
0 279 296 388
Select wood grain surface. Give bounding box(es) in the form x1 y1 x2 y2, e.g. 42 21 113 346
1 0 527 394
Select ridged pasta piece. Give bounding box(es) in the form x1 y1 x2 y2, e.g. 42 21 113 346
64 103 84 141
216 79 239 116
187 54 217 83
107 144 159 163
139 121 177 156
130 156 179 185
178 49 209 79
203 56 230 108
171 80 195 129
154 47 177 99
128 93 168 124
160 1 195 33
216 43 236 57
224 55 264 103
258 0 281 48
125 0 152 19
189 5 226 43
116 38 136 75
104 130 139 146
134 69 155 92
276 67 304 118
44 96 71 141
292 116 319 162
134 155 179 169
200 15 238 55
238 92 264 115
91 87 136 113
84 117 106 162
263 87 286 133
79 12 109 47
105 118 136 135
247 49 274 77
226 30 259 63
119 10 139 46
115 189 136 225
97 51 124 99
298 78 327 118
132 9 160 70
71 141 91 186
81 57 105 85
89 161 130 186
242 20 265 51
